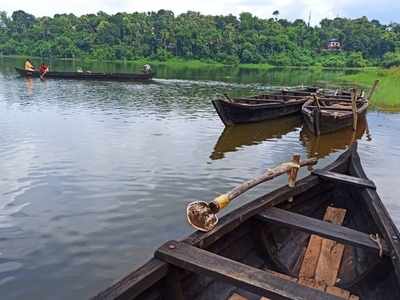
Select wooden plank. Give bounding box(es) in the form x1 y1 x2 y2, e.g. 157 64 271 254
156 241 343 300
314 207 347 286
326 286 350 299
298 235 323 279
257 207 389 255
312 169 376 189
298 278 326 291
228 293 248 300
299 207 345 282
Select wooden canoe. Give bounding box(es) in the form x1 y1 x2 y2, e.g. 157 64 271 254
15 68 154 82
93 144 400 300
212 95 307 126
302 96 368 135
212 89 357 126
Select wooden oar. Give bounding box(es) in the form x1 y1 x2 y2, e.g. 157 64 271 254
187 155 317 232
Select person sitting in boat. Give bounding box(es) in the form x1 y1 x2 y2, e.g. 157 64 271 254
24 59 35 71
143 64 151 73
39 63 49 75
39 63 49 80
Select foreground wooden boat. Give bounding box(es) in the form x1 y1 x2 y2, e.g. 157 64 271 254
302 95 368 135
93 144 400 300
15 68 154 82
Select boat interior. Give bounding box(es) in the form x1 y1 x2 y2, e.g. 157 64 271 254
154 148 400 300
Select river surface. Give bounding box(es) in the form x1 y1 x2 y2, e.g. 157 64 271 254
0 57 399 299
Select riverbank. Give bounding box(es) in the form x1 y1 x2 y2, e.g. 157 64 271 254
340 67 400 110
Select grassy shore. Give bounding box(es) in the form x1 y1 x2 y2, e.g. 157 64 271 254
340 68 400 110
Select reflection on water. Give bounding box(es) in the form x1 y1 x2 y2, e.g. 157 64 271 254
300 117 367 159
210 115 302 160
0 57 399 300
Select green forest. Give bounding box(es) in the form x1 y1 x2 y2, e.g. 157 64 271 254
1 9 400 67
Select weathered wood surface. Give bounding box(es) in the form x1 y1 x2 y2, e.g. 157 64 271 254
298 207 345 283
312 169 376 189
224 157 316 201
257 207 389 255
314 207 347 286
156 240 344 300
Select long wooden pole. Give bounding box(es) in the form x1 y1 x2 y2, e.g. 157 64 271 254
367 80 379 101
187 155 317 231
351 89 358 131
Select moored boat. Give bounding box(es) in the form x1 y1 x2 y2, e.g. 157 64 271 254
212 93 308 126
212 87 359 126
15 67 154 82
93 144 400 300
301 95 368 135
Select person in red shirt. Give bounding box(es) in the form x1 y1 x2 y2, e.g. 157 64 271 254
39 63 49 80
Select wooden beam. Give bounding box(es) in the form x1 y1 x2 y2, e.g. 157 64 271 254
312 169 376 189
156 240 344 300
314 207 347 286
257 207 389 255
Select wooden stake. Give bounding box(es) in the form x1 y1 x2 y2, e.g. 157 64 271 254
351 89 358 131
288 154 301 187
367 80 379 101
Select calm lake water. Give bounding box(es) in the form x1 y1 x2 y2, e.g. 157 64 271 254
0 57 399 299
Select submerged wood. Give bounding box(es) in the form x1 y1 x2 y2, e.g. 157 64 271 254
92 144 400 300
187 155 317 232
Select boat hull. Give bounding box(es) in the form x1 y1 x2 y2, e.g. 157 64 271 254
212 99 305 126
302 100 368 135
93 145 400 300
15 68 154 82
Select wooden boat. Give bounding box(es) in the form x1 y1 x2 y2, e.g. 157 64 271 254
15 67 154 82
212 88 357 126
212 93 308 126
300 116 367 159
210 115 301 160
93 144 400 300
301 96 368 135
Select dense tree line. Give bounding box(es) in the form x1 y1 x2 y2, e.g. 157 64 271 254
1 9 400 67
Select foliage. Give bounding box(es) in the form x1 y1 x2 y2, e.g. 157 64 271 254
341 68 400 109
0 10 399 66
382 51 400 68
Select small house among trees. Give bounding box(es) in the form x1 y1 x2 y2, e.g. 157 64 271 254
326 38 342 51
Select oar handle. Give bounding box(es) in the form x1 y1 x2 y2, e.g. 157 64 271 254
208 155 317 213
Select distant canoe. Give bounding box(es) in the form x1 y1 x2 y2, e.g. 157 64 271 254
15 68 154 82
302 96 368 135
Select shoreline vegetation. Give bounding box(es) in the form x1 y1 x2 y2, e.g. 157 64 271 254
340 68 400 110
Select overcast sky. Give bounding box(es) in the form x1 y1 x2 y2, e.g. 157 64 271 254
0 0 398 25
